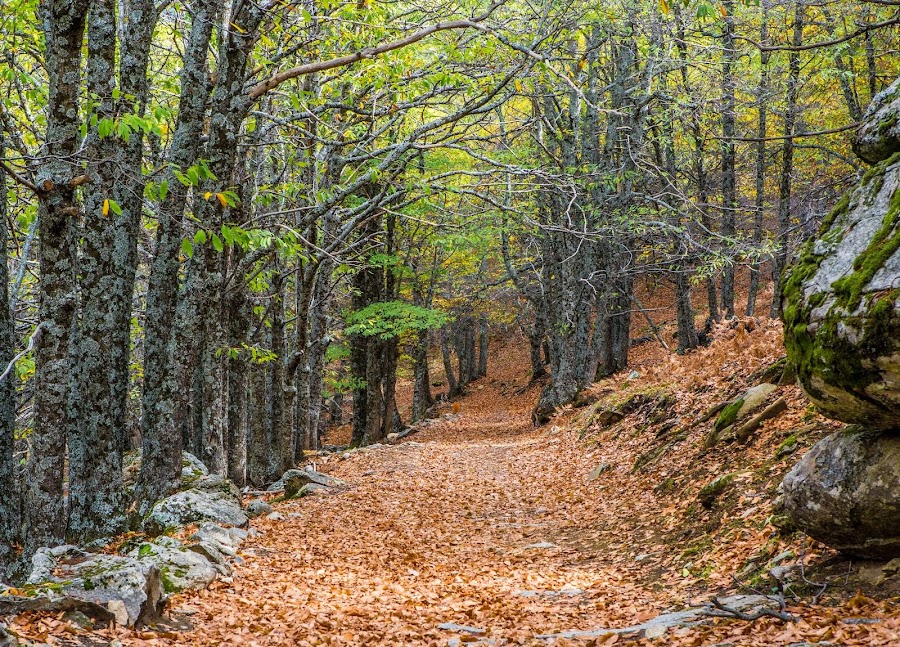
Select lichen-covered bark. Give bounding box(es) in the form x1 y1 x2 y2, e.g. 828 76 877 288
67 0 127 543
0 155 18 572
135 0 219 514
25 0 90 554
109 0 157 455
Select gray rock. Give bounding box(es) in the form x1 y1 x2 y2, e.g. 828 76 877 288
736 383 778 419
143 487 248 536
782 154 900 428
588 463 611 480
782 427 900 558
266 511 285 521
0 623 18 647
190 522 248 554
853 77 900 164
187 542 232 576
281 468 344 498
127 540 218 593
246 499 273 517
181 451 209 483
438 622 485 635
27 547 163 627
296 483 328 498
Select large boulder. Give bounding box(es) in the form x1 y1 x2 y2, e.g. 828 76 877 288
781 154 900 428
126 537 218 594
782 428 900 558
27 546 163 627
853 77 900 164
143 480 248 536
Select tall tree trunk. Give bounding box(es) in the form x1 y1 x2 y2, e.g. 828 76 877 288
305 271 331 450
270 269 294 474
26 0 89 555
411 327 432 422
67 0 128 543
674 268 698 351
746 7 769 317
720 0 737 320
247 325 272 486
135 0 218 513
110 0 157 455
771 3 803 318
226 282 249 487
528 310 547 381
440 327 460 397
0 152 18 572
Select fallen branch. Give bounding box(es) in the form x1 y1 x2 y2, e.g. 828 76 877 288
735 397 788 443
703 596 796 623
0 595 115 624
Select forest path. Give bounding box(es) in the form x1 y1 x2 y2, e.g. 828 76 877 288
164 364 666 646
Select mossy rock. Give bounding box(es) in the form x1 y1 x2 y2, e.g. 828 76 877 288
781 154 900 428
698 473 736 508
715 400 744 433
854 77 900 164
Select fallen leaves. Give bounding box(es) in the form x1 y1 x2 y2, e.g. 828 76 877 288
5 318 899 646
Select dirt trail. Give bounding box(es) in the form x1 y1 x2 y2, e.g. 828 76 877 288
163 358 665 646
145 339 899 646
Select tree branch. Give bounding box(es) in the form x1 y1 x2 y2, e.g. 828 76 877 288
736 15 900 52
0 159 40 194
247 3 502 99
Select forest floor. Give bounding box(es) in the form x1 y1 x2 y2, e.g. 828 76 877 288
10 320 900 646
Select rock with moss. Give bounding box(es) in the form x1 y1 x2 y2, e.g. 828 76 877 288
781 154 900 428
698 473 735 508
782 427 900 558
126 538 218 594
143 486 248 536
853 77 900 164
26 547 163 627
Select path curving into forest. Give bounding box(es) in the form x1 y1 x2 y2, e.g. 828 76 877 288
162 360 661 646
128 343 900 647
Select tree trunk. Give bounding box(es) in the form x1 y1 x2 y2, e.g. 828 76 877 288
746 7 769 317
674 268 698 351
771 3 803 318
440 327 460 397
226 282 249 487
0 152 19 573
248 356 272 486
67 0 128 544
719 0 737 320
26 0 89 555
135 0 218 513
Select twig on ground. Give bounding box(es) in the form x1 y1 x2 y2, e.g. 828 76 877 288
702 596 796 622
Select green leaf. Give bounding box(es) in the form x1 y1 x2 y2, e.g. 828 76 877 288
212 233 224 252
181 238 193 258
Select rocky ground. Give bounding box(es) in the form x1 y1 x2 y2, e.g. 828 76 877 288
5 321 898 646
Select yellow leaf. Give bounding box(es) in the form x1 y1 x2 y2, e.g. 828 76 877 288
718 3 728 17
216 193 228 207
102 199 110 217
659 0 670 15
204 191 213 201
